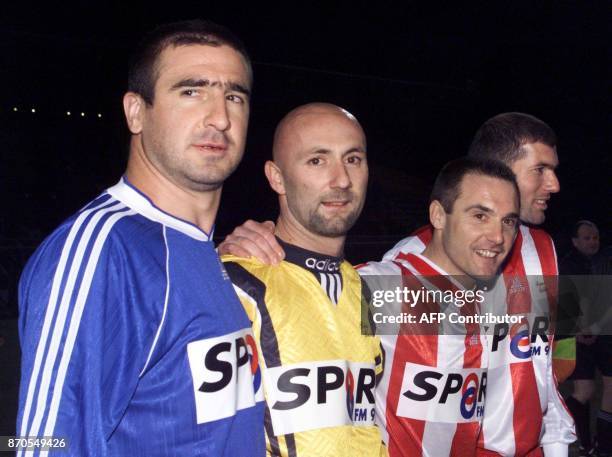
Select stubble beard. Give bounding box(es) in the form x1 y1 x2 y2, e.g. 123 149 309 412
306 201 362 237
150 142 241 192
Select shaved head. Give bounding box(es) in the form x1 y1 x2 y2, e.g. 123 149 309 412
272 103 365 165
264 103 368 248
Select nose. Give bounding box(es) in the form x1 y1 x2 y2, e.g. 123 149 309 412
330 162 351 189
545 170 560 193
204 95 230 132
487 221 505 246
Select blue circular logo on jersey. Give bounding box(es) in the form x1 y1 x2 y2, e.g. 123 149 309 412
509 328 531 359
460 373 479 419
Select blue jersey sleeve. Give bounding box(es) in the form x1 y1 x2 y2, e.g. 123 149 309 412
17 212 163 456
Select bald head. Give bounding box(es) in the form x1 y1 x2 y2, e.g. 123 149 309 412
272 103 365 165
264 102 368 247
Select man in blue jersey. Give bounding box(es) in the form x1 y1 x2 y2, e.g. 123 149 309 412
16 20 264 456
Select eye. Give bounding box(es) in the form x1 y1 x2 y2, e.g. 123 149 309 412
534 167 545 175
474 213 487 221
226 94 245 104
346 155 363 165
503 217 518 228
308 157 322 165
180 89 198 97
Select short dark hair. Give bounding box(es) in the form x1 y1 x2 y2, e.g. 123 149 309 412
572 220 598 238
468 112 557 165
128 19 252 104
430 157 519 213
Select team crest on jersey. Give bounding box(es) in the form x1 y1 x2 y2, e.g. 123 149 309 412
265 360 376 436
187 328 263 424
468 334 480 347
508 275 527 295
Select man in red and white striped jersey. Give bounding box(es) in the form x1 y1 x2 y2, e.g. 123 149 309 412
384 113 575 456
359 157 521 457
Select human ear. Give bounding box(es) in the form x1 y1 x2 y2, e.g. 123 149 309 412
123 92 145 134
429 200 447 229
264 161 286 195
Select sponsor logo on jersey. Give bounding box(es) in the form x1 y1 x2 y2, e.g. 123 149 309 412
489 316 550 366
397 363 486 423
187 328 263 424
265 360 376 435
305 257 341 272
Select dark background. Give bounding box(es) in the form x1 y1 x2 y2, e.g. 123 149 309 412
0 1 610 434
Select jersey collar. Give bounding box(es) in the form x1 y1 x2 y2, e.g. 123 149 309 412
106 177 213 241
278 238 344 274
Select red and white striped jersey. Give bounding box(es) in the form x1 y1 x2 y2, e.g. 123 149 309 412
358 253 488 457
382 225 576 457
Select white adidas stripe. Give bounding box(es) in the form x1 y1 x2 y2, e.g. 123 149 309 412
320 273 328 298
328 273 336 304
27 202 128 442
17 198 117 451
20 200 132 457
42 208 135 440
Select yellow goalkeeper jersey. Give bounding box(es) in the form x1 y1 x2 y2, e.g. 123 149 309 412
223 240 386 457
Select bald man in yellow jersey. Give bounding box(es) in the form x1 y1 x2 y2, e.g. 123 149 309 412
222 103 386 456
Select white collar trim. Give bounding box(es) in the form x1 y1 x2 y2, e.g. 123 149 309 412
106 178 213 242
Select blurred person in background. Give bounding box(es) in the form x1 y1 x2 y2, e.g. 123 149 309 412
562 221 612 457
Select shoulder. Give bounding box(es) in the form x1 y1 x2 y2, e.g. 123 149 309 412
222 255 275 301
356 259 402 276
382 225 432 261
522 225 554 245
519 225 556 261
511 225 558 274
221 255 274 279
21 194 166 294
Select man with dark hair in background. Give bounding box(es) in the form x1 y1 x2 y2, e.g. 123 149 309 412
16 20 264 456
562 220 612 457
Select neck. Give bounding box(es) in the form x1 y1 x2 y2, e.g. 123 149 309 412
275 215 345 257
126 139 221 233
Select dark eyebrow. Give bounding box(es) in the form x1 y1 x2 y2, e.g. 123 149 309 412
464 204 494 214
535 161 557 169
307 147 366 155
503 212 520 220
170 78 251 97
465 204 520 220
343 147 367 156
228 82 251 97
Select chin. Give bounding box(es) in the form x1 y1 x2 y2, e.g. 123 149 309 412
472 267 499 281
526 210 547 225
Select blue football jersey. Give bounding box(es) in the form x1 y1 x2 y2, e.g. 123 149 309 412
17 178 265 456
